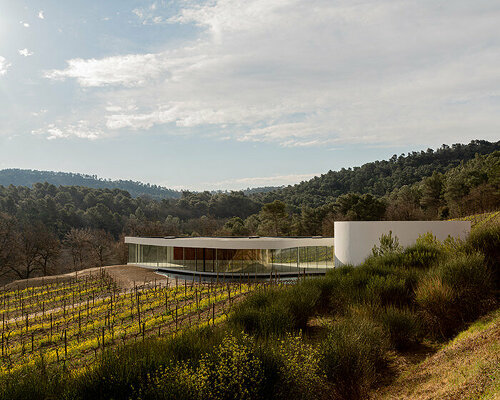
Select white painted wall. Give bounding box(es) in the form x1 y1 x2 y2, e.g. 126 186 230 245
334 221 471 267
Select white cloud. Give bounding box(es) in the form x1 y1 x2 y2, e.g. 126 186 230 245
19 21 30 28
18 48 33 57
132 2 165 25
44 0 500 146
32 121 104 140
38 10 44 19
44 53 168 87
0 56 10 76
172 173 319 190
31 109 48 117
213 173 319 188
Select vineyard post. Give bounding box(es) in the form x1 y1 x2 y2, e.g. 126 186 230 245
137 292 141 326
184 280 187 297
102 327 105 351
175 301 178 331
31 332 34 353
50 314 53 338
64 329 67 358
25 313 28 333
142 322 145 341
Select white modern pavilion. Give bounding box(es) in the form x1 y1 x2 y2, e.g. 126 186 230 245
125 236 334 277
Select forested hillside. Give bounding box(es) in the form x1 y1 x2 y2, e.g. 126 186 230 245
0 141 498 283
253 140 500 208
0 169 181 200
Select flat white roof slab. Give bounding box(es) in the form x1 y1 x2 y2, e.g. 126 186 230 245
125 236 334 250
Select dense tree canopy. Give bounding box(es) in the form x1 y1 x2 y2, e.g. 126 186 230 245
252 140 500 208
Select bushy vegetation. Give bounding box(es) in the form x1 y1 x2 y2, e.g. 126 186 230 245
1 221 496 399
465 219 500 286
320 314 389 400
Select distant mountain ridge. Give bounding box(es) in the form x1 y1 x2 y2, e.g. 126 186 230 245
2 140 499 204
0 169 182 200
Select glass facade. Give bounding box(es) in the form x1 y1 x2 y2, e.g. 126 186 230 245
128 243 334 273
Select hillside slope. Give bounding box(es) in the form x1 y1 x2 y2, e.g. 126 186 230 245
254 140 500 208
0 169 181 199
373 309 500 400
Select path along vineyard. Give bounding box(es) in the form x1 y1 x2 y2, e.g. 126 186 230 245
0 270 268 375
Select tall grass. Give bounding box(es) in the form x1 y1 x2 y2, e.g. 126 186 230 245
466 221 500 288
376 306 421 350
416 253 495 339
319 314 389 400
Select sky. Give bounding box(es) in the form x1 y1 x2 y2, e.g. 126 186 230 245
0 0 499 191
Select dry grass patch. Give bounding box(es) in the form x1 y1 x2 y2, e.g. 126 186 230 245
372 309 500 400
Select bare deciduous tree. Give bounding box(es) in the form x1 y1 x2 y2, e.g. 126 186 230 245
64 228 92 270
88 229 115 267
0 213 21 278
35 224 61 275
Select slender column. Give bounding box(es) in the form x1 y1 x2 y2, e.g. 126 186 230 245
203 248 206 272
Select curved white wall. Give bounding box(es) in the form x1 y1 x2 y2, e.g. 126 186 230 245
334 221 471 267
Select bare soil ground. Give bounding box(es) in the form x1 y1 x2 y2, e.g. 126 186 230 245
2 264 172 291
372 309 500 400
